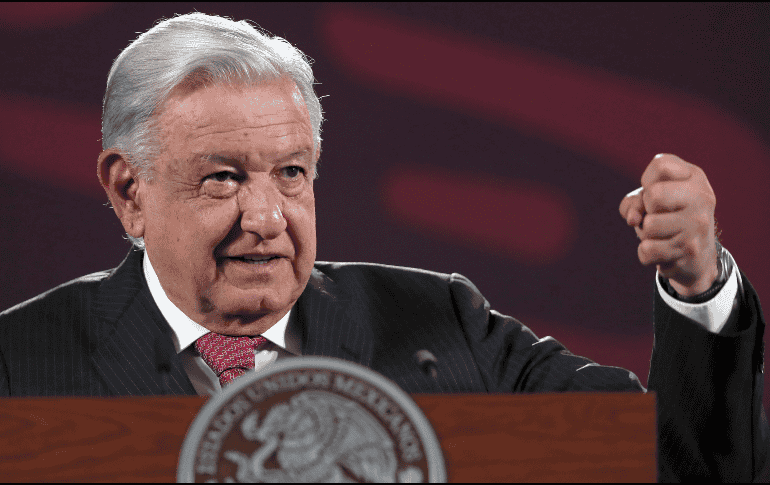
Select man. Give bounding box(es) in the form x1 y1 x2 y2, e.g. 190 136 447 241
0 12 766 481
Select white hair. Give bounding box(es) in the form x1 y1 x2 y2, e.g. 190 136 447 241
101 12 323 249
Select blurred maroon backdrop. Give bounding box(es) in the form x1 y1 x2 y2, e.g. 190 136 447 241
1 3 768 406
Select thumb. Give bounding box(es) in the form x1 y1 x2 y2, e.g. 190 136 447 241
622 187 645 227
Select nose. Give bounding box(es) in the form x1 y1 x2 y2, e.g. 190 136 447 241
237 178 287 240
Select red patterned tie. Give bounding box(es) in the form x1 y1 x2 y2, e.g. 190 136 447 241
194 333 268 387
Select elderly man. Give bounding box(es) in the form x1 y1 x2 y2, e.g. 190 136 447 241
0 12 767 481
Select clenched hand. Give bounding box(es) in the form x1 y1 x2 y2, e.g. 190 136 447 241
619 154 719 297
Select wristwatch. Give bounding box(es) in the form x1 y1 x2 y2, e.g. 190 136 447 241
661 241 730 304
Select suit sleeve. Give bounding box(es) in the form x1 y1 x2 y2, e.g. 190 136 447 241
449 270 769 482
648 269 770 482
448 272 645 393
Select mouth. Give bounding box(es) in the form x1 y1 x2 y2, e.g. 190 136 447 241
226 255 283 265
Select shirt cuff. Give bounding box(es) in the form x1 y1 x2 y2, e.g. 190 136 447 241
655 247 742 334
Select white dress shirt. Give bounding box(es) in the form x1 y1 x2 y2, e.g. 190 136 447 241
143 249 743 396
143 251 302 396
656 247 743 334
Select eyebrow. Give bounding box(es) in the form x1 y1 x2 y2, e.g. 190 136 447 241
190 149 312 166
189 152 247 166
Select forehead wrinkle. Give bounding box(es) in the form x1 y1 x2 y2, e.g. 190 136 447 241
199 127 310 153
187 120 311 140
188 97 306 123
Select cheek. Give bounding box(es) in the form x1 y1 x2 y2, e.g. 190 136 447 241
199 202 241 241
286 194 316 255
162 199 240 260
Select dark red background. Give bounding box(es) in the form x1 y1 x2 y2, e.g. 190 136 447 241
1 3 768 405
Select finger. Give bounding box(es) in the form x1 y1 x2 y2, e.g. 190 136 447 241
637 237 685 267
619 187 645 226
638 212 684 240
641 154 692 188
642 181 690 214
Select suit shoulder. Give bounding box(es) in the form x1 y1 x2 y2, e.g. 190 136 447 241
0 269 113 324
313 261 481 292
312 260 453 288
310 261 486 312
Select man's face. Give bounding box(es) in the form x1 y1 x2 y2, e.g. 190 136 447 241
138 79 317 335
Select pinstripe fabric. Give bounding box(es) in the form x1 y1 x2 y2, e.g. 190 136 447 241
0 249 767 480
0 249 195 396
299 261 768 481
301 262 645 394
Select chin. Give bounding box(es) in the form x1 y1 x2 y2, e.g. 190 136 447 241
201 304 284 335
211 290 291 319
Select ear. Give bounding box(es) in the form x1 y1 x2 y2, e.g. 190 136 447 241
97 149 146 239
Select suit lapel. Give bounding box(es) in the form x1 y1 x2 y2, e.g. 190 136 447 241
296 266 374 369
90 253 373 394
89 249 196 396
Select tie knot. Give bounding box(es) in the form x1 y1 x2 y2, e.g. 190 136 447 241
194 332 268 387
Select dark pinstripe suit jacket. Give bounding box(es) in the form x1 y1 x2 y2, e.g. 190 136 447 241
1 248 767 481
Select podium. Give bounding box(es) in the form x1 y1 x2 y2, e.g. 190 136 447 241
0 393 656 482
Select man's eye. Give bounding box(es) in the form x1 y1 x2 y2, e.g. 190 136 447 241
207 172 238 182
281 166 305 179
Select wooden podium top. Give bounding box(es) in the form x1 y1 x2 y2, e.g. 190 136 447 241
0 393 656 482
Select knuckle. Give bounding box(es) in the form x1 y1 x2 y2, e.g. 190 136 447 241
639 240 655 262
637 243 648 264
644 186 663 211
644 159 661 182
672 233 686 249
694 212 711 230
693 165 707 180
659 158 680 176
643 213 658 233
654 154 671 166
680 240 696 258
648 184 664 203
706 191 717 209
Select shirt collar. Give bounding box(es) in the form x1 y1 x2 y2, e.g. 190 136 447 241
142 250 294 354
